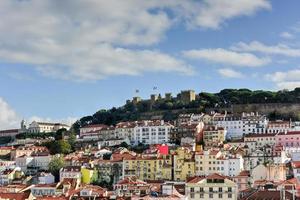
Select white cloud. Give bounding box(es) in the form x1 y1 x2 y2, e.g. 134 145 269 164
265 69 300 82
280 32 294 39
0 0 271 81
218 68 244 78
0 97 76 130
183 48 270 67
232 41 300 57
276 82 300 90
265 69 300 90
186 0 271 29
0 98 20 129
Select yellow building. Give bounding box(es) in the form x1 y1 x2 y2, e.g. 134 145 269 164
123 155 172 181
203 126 226 148
173 147 195 181
186 173 238 200
81 167 95 184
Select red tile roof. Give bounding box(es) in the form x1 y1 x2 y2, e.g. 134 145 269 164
0 192 30 200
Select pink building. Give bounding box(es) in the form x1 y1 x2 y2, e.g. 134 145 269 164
275 131 300 147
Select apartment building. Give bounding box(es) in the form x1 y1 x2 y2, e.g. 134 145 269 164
195 150 243 177
213 112 267 139
131 120 173 145
185 173 238 200
173 147 195 181
203 126 226 147
123 154 172 181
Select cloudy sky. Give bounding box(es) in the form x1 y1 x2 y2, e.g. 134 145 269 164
0 0 300 129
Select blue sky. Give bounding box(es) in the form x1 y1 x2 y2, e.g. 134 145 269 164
1 0 300 129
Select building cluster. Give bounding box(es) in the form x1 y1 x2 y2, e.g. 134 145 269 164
0 112 300 199
0 120 70 138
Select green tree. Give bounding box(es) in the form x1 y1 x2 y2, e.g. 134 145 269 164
49 156 65 182
67 133 76 150
55 128 67 140
48 140 72 155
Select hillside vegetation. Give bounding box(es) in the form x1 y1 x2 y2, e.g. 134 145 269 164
72 88 300 133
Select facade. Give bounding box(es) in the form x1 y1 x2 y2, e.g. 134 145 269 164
131 120 173 145
195 150 243 177
123 154 172 181
79 124 108 138
267 120 291 134
11 145 49 160
292 161 300 178
173 147 195 181
213 112 267 139
170 122 204 144
28 121 70 133
16 152 51 174
115 122 135 140
276 131 300 148
251 164 287 183
232 170 250 192
30 184 57 197
0 168 17 185
113 177 151 197
244 133 277 148
185 173 238 200
38 172 55 184
203 126 226 147
59 166 82 182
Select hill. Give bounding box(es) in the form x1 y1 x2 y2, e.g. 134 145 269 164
72 88 300 133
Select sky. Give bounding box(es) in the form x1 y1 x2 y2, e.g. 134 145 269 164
1 0 300 129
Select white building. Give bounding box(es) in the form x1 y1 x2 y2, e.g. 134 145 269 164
59 166 81 181
115 122 136 140
28 121 70 133
131 120 173 145
186 173 238 200
267 120 291 134
195 150 244 177
213 112 267 139
244 133 277 148
15 152 51 174
79 124 108 138
38 172 55 184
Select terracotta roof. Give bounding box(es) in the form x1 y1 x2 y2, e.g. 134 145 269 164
187 176 205 183
237 170 250 177
292 161 300 168
81 124 108 129
207 173 226 180
116 177 148 185
0 192 30 200
243 190 293 200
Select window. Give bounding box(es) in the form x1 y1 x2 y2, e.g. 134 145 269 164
219 194 223 198
228 187 232 192
200 187 204 192
190 193 195 199
190 188 194 192
200 193 204 198
218 187 222 192
228 193 232 198
209 187 213 192
209 194 213 198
